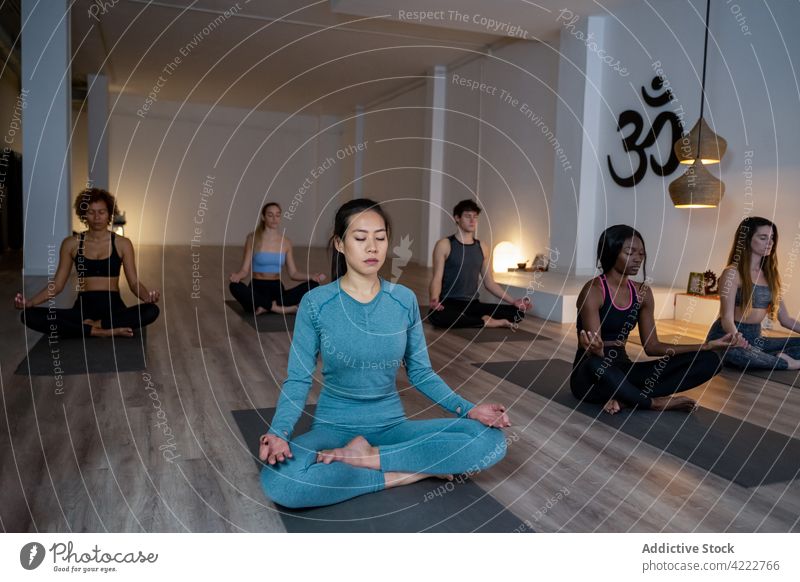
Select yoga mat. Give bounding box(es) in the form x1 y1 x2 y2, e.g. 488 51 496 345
742 368 800 389
231 406 527 532
472 358 800 488
449 326 550 344
225 300 295 333
16 330 148 376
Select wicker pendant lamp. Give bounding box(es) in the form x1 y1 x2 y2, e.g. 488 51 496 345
668 158 725 208
670 0 726 207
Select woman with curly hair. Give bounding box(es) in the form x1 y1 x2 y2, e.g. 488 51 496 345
15 188 160 338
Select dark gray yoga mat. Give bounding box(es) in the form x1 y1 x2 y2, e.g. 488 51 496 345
742 367 800 389
16 330 148 375
472 358 800 488
449 326 550 343
225 300 295 333
231 406 527 532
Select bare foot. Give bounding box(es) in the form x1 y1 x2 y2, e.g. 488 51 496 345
777 352 800 370
384 472 452 489
90 326 134 338
482 316 513 329
650 395 697 412
603 399 624 415
316 435 380 469
254 306 269 316
270 302 298 315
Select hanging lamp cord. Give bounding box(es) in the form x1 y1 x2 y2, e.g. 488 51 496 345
697 0 711 157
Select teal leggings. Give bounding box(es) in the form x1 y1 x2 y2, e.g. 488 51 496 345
260 418 507 509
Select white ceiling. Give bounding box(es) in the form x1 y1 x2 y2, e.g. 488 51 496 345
71 0 633 115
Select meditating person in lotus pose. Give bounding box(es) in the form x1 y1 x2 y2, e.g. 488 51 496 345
15 188 159 338
706 216 800 370
229 201 325 315
571 224 747 414
428 199 531 329
258 198 510 508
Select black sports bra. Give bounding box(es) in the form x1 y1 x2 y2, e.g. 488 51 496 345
75 232 122 279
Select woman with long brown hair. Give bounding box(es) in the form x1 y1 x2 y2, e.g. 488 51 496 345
706 216 800 369
229 202 325 315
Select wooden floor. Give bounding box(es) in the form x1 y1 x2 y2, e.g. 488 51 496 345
2 245 799 532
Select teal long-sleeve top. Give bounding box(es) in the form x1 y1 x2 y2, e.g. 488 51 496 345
268 279 475 440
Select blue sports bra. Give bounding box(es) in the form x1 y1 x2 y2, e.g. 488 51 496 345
253 251 285 274
735 284 772 309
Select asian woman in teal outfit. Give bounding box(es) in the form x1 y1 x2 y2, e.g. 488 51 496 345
258 199 510 509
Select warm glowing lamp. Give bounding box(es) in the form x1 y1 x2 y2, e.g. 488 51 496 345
668 158 725 208
492 241 522 273
669 0 726 208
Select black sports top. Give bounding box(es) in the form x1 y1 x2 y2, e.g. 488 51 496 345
441 234 484 301
575 274 642 362
75 232 122 280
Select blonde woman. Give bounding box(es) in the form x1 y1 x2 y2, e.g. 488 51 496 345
229 202 325 315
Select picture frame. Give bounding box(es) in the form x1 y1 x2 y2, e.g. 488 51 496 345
687 271 705 295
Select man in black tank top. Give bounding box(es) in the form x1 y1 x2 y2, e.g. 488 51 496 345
428 200 531 329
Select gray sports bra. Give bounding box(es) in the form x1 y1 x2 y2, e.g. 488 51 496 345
735 284 772 309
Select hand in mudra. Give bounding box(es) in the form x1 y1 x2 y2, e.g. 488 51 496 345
579 330 604 357
259 433 293 465
467 403 511 428
706 332 748 351
513 297 532 311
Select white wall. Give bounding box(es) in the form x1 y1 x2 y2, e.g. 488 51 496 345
444 40 560 267
70 104 88 233
575 0 800 308
361 84 427 263
108 93 342 248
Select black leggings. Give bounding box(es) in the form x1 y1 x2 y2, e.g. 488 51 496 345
21 291 160 337
229 279 318 313
570 349 722 409
428 298 526 329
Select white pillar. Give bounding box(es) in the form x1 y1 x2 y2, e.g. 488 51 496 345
21 0 71 276
353 105 364 199
87 73 109 190
422 65 446 267
550 16 605 276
